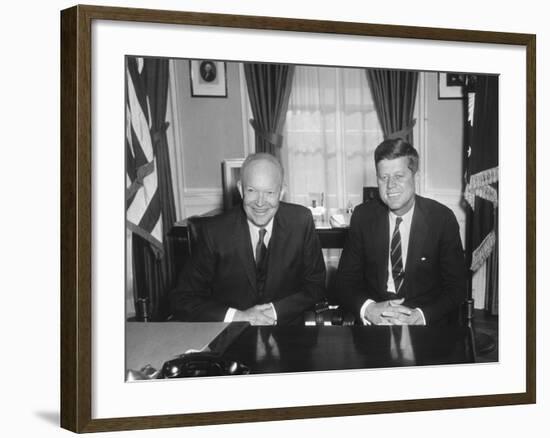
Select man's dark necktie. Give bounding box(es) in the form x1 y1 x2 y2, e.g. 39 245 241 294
391 217 404 294
255 228 267 268
255 228 268 296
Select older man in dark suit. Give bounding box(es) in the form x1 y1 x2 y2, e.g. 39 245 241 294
337 138 466 326
171 153 325 325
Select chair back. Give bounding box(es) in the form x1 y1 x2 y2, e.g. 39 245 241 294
186 215 213 257
363 186 380 203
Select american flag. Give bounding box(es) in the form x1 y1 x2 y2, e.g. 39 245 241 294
464 75 498 272
126 57 163 253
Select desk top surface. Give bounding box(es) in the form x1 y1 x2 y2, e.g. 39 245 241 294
126 322 227 371
223 325 475 374
126 323 476 376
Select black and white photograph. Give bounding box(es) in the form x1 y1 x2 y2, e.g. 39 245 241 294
4 0 546 436
56 3 535 433
125 56 499 380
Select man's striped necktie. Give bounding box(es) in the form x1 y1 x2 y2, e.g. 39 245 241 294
391 217 404 294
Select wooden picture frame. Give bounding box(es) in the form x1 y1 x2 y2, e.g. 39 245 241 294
60 4 536 433
221 158 245 210
438 72 465 99
189 60 227 97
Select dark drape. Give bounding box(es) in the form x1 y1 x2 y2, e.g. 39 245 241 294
463 75 499 315
132 58 176 321
366 69 418 144
244 63 295 158
485 210 498 315
132 234 163 321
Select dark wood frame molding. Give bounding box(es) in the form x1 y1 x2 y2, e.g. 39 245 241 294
60 4 536 433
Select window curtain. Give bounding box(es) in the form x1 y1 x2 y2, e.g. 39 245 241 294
128 57 176 321
464 75 499 315
244 63 294 158
284 66 383 211
365 69 418 144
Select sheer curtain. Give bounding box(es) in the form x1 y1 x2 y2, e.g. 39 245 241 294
283 66 383 213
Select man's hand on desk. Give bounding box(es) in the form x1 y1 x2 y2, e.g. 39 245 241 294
382 307 424 325
234 304 276 326
365 298 413 325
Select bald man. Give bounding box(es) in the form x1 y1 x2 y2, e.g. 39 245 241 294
171 153 326 325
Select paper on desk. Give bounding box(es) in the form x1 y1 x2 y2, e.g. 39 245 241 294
125 322 227 372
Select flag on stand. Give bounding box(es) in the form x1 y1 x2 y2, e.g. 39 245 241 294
126 57 163 255
464 75 499 273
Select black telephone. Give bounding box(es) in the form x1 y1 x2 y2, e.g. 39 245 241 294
160 352 250 378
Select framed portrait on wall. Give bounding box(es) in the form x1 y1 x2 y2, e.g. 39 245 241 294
438 72 465 99
190 59 227 97
221 158 245 210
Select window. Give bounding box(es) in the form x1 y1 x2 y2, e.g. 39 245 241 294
283 66 384 214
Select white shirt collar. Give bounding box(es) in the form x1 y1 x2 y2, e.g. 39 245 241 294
247 218 274 235
247 218 274 253
388 201 415 228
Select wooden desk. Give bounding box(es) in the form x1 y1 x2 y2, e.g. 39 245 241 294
222 325 477 374
168 215 349 277
126 322 227 371
126 322 478 376
313 224 349 248
169 218 348 249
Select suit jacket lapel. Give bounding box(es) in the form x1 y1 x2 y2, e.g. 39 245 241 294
405 198 427 296
262 208 287 301
234 209 257 292
374 207 389 295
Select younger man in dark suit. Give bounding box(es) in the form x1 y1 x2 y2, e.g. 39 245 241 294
171 153 325 325
337 138 466 325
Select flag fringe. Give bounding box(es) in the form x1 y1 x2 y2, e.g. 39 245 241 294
471 230 496 272
464 166 499 209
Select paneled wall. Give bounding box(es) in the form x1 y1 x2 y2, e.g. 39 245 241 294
169 60 248 218
418 72 466 243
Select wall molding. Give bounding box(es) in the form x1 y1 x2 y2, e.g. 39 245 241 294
182 188 223 217
422 188 463 206
422 189 465 218
421 188 466 247
238 64 254 157
168 60 190 221
415 71 429 196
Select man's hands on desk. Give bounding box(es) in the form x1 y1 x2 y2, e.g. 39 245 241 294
232 299 425 326
365 298 424 325
234 304 277 325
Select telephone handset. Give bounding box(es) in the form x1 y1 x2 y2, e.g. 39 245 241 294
160 352 251 378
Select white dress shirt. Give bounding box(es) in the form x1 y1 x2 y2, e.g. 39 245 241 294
224 218 277 323
360 203 426 325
